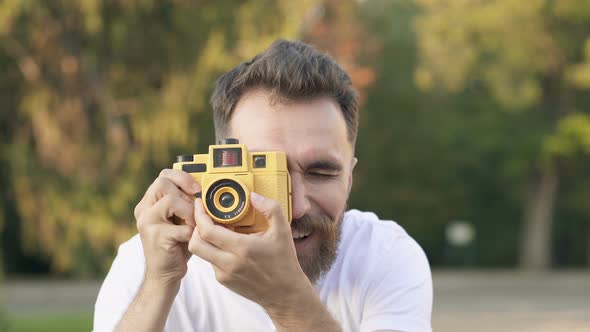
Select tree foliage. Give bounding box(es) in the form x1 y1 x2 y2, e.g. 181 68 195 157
413 0 590 268
0 0 318 274
414 0 590 156
1 0 589 275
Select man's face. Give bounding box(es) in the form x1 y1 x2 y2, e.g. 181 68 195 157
227 89 356 283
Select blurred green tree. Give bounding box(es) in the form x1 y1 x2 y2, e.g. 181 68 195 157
0 0 318 275
414 0 590 269
349 0 523 266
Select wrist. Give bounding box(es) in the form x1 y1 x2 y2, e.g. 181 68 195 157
265 280 340 331
114 274 181 332
142 275 182 301
142 275 181 294
264 272 315 316
144 269 185 289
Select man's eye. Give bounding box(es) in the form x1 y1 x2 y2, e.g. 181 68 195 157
308 172 337 178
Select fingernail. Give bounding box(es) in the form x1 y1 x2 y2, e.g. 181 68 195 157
250 192 263 203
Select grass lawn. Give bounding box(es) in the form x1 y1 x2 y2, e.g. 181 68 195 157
7 312 93 332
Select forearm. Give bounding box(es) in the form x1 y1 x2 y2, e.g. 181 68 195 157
266 283 342 332
114 278 179 332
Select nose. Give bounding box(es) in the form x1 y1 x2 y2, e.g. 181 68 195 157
290 173 311 220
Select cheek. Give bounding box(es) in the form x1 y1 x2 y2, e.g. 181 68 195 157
307 180 349 219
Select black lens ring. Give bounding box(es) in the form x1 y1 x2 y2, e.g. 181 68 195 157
205 179 247 220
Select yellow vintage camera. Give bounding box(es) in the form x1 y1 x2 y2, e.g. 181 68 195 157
173 138 292 234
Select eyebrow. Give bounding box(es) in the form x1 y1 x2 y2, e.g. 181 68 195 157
305 160 343 172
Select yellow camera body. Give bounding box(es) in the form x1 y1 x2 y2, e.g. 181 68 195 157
173 138 292 234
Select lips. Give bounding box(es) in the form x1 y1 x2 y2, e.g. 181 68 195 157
293 230 316 253
292 228 312 239
289 215 325 254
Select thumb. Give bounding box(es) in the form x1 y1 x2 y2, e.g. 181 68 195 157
249 192 289 233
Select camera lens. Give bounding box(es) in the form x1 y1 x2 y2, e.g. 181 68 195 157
219 192 235 208
205 179 247 222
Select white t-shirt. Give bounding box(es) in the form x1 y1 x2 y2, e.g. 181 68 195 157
94 210 432 332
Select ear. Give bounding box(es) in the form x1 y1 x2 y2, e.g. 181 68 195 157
347 157 358 194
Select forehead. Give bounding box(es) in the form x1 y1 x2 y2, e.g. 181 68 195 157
227 90 352 164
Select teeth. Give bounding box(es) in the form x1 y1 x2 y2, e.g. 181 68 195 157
292 229 311 239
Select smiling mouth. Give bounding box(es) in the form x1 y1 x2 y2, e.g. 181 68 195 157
292 230 314 253
292 228 312 240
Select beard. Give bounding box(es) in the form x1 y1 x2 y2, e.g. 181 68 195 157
290 210 345 284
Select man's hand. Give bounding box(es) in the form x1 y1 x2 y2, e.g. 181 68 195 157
189 192 342 331
114 169 200 332
134 168 199 285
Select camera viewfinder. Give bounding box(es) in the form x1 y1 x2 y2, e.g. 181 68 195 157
213 148 242 167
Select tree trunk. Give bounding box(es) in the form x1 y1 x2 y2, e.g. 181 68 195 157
519 166 559 270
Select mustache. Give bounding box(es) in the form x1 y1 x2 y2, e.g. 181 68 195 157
291 213 335 233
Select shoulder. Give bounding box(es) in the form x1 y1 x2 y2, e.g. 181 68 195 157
100 234 146 287
114 234 146 267
338 209 431 285
341 209 428 260
338 210 433 332
342 209 410 241
96 234 147 298
119 233 144 254
94 234 146 331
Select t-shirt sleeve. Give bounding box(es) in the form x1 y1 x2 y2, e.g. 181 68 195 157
360 235 433 332
93 235 146 332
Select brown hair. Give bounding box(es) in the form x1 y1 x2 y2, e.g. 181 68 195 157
210 39 359 145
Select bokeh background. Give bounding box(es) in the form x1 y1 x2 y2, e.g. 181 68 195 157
1 0 589 331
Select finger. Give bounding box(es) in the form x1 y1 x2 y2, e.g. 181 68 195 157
249 192 290 235
159 168 201 196
161 224 194 244
140 223 194 252
146 175 196 205
138 194 196 230
188 229 233 268
135 177 194 221
194 197 245 251
164 224 194 261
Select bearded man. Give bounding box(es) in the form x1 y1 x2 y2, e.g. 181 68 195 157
94 39 432 332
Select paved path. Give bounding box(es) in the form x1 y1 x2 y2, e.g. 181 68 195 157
432 270 590 332
2 270 589 331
